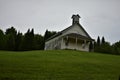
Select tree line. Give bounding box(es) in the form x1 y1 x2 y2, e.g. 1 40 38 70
94 36 120 55
0 27 56 51
0 27 120 55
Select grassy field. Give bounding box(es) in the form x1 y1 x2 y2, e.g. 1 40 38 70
0 50 120 80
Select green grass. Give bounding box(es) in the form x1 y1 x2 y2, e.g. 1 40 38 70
0 50 120 80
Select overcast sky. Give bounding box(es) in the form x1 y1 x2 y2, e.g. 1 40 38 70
0 0 120 44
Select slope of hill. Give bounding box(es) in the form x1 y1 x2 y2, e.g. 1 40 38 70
0 50 120 80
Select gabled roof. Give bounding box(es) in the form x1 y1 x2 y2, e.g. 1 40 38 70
46 23 93 41
61 23 92 39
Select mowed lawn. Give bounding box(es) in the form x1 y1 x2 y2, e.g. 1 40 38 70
0 50 120 80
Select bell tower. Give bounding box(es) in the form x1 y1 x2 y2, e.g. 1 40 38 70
72 14 80 24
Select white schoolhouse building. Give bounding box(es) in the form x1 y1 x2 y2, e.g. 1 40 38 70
45 14 94 52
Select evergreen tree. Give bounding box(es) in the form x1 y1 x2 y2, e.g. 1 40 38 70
5 27 17 50
15 32 23 51
34 34 44 50
112 41 120 55
21 29 30 50
5 27 17 36
0 29 5 50
21 29 35 50
97 36 100 46
101 36 105 44
94 36 101 52
100 42 111 53
30 28 35 50
44 30 49 41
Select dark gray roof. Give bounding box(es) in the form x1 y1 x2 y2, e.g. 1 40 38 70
46 23 94 42
61 23 92 39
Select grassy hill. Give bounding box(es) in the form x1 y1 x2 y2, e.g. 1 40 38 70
0 50 120 80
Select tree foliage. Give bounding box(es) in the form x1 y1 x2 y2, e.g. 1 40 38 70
101 36 105 44
44 29 57 41
97 36 100 46
5 27 17 50
0 27 56 51
21 29 35 51
15 32 23 51
94 36 120 55
0 29 5 50
112 41 120 55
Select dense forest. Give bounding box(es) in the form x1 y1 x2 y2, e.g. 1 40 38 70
94 36 120 55
0 27 56 51
0 27 120 55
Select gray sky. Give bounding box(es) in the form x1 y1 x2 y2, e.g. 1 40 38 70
0 0 120 44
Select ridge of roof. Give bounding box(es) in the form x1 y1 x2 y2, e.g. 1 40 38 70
45 24 74 41
46 23 93 42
